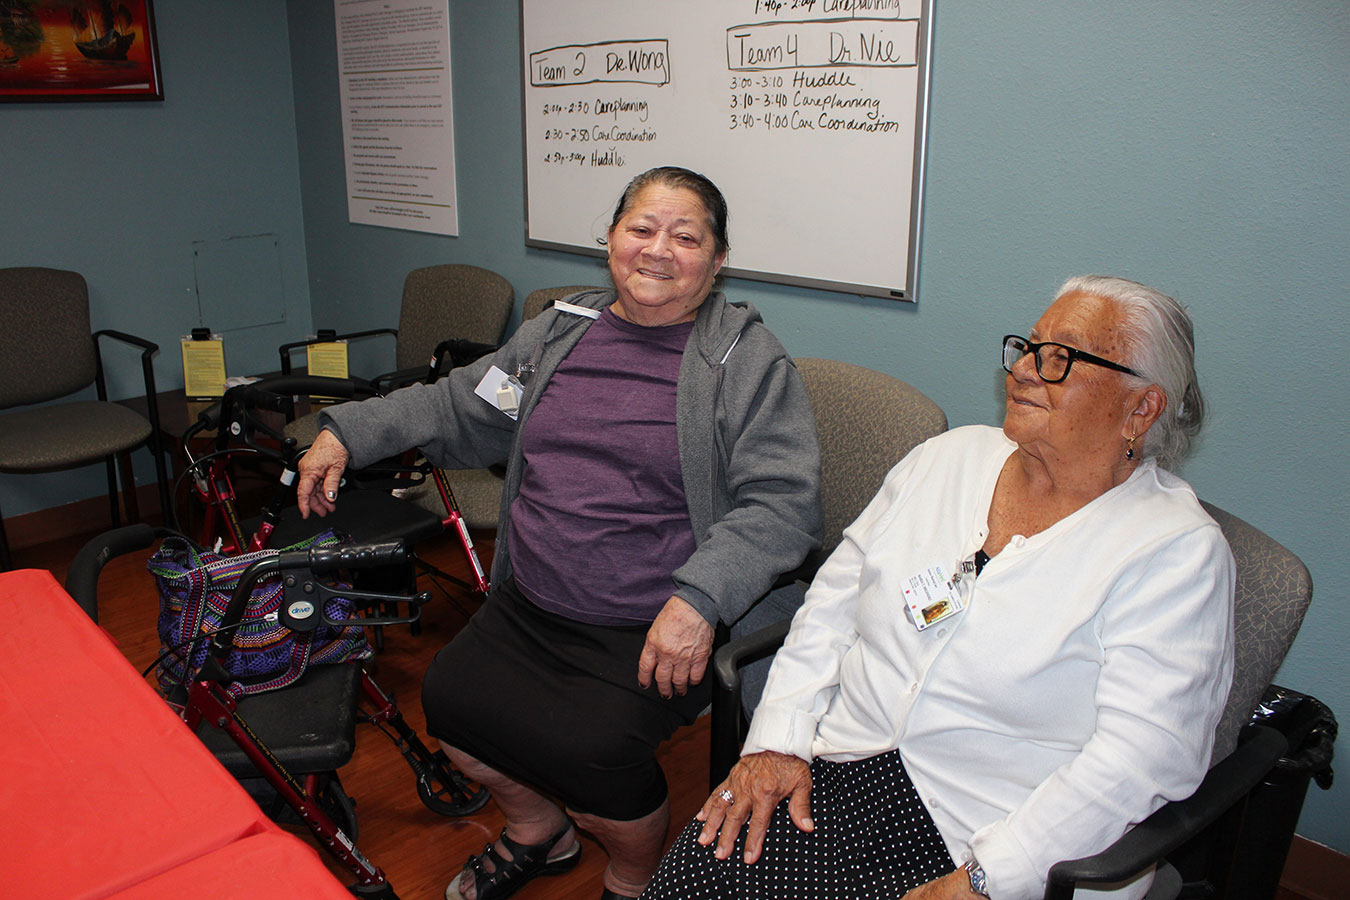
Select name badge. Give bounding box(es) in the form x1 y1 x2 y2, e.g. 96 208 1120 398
902 564 965 631
475 365 522 420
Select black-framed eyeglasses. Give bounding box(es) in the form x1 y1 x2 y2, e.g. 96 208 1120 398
1001 334 1141 383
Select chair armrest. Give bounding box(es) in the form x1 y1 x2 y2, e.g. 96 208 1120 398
364 335 502 391
93 328 160 401
373 338 500 393
1043 725 1288 900
278 328 397 375
92 330 165 477
708 548 824 697
706 551 826 789
713 618 793 694
95 328 159 354
709 618 794 787
768 548 827 593
372 365 432 394
426 338 499 380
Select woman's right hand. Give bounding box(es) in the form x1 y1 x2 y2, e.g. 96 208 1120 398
696 750 813 864
296 429 350 519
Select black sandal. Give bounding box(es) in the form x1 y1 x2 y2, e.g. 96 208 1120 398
444 825 580 900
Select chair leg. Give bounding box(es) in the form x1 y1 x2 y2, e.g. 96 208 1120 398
105 456 122 527
708 623 735 791
117 451 140 523
148 432 172 529
0 501 11 571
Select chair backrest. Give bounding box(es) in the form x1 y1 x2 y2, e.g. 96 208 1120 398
0 267 97 409
796 357 947 555
522 285 601 322
395 265 515 371
1201 501 1313 760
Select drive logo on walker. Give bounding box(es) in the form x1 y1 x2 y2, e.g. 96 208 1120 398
288 599 316 620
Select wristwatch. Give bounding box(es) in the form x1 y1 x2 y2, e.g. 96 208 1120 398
964 858 990 897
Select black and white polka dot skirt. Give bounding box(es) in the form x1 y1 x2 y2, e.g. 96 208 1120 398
643 750 954 900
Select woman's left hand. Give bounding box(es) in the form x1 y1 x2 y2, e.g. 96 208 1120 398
638 595 714 698
901 869 980 900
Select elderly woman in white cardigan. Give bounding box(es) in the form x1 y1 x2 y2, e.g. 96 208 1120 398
643 275 1235 900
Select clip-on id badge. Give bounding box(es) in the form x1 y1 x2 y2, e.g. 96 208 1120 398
474 365 523 420
901 564 964 631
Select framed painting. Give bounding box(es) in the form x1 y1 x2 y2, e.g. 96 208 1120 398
0 0 163 101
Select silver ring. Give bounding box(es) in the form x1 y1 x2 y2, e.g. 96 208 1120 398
719 789 735 803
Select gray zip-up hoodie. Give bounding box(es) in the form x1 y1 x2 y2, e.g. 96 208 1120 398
322 288 822 627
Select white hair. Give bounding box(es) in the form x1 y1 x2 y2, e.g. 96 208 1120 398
1056 275 1205 470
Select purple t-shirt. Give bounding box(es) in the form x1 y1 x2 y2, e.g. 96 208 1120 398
508 308 697 625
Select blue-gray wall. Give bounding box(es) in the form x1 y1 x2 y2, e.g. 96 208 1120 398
1 0 312 516
289 1 1349 852
2 0 1344 856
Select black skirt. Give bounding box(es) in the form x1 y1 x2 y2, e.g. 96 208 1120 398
643 750 955 900
421 578 710 820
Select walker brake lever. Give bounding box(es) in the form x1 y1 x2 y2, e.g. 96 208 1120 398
277 575 430 632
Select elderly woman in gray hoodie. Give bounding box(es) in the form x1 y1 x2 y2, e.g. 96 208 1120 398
296 166 822 900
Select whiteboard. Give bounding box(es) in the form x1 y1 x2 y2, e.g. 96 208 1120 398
520 0 935 301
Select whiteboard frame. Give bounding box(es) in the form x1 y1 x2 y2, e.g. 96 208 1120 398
519 0 936 303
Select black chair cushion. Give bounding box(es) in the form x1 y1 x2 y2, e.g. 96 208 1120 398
0 401 151 472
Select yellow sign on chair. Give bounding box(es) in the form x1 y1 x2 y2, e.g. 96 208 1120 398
181 336 227 400
306 341 349 401
306 341 349 380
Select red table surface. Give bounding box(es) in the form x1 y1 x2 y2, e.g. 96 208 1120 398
104 830 352 900
0 569 349 899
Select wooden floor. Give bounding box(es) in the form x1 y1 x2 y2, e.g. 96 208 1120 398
15 526 710 900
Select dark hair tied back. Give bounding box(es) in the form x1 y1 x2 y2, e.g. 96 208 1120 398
609 166 730 256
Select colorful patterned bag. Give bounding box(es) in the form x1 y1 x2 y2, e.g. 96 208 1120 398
148 532 372 697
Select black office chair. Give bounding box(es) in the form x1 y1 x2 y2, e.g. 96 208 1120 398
278 264 515 447
0 266 170 570
709 357 947 784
